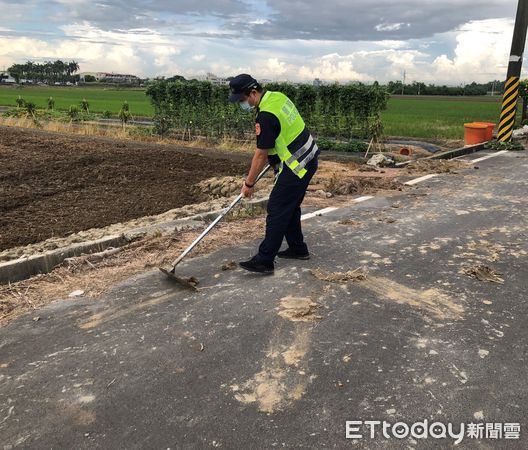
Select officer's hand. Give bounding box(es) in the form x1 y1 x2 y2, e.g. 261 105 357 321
241 184 254 198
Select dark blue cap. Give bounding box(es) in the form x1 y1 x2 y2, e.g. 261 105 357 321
228 74 259 102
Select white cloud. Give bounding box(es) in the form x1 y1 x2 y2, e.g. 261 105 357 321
372 40 408 50
298 54 372 82
192 54 206 62
60 22 176 47
263 58 288 76
429 18 513 83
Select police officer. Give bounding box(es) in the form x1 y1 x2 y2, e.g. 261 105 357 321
228 74 319 274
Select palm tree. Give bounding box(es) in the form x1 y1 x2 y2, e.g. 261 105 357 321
68 61 79 76
52 60 64 83
44 61 53 84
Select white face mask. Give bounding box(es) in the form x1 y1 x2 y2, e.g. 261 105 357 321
239 100 254 112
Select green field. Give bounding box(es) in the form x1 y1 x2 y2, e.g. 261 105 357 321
0 86 515 139
381 95 506 139
0 85 154 116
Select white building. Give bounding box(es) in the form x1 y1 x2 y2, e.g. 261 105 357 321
95 72 140 83
201 73 229 85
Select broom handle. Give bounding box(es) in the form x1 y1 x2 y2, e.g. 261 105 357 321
170 164 271 269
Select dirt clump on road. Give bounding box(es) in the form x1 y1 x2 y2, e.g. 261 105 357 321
221 260 238 271
324 174 403 196
278 297 321 322
338 218 361 226
311 268 368 283
462 265 504 284
404 159 469 175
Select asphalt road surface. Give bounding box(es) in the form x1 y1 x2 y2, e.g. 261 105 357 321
1 150 527 449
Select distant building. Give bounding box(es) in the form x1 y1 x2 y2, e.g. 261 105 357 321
201 72 229 85
313 78 323 87
95 72 140 84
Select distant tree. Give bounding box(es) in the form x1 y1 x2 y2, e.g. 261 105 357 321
385 80 497 96
9 65 22 83
67 61 80 77
52 60 65 82
166 75 186 82
84 75 96 82
7 59 80 85
387 80 403 94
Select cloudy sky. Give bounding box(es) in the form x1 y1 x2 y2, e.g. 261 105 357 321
0 0 525 84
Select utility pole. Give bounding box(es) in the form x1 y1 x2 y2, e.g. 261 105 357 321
498 0 528 142
401 70 406 95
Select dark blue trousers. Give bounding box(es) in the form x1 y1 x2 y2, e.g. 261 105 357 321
257 156 318 263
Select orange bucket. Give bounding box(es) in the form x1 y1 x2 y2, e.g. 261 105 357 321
464 123 488 145
473 122 495 141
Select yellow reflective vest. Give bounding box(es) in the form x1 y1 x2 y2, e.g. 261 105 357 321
258 91 318 178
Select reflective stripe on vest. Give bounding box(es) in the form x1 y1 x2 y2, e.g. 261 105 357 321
258 91 313 178
286 134 318 169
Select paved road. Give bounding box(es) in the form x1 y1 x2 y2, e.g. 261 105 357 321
1 150 527 449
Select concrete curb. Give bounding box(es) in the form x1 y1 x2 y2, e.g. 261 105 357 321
0 235 128 284
0 197 269 284
395 142 488 167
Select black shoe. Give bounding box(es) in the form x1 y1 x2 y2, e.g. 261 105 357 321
239 257 274 274
277 248 310 260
